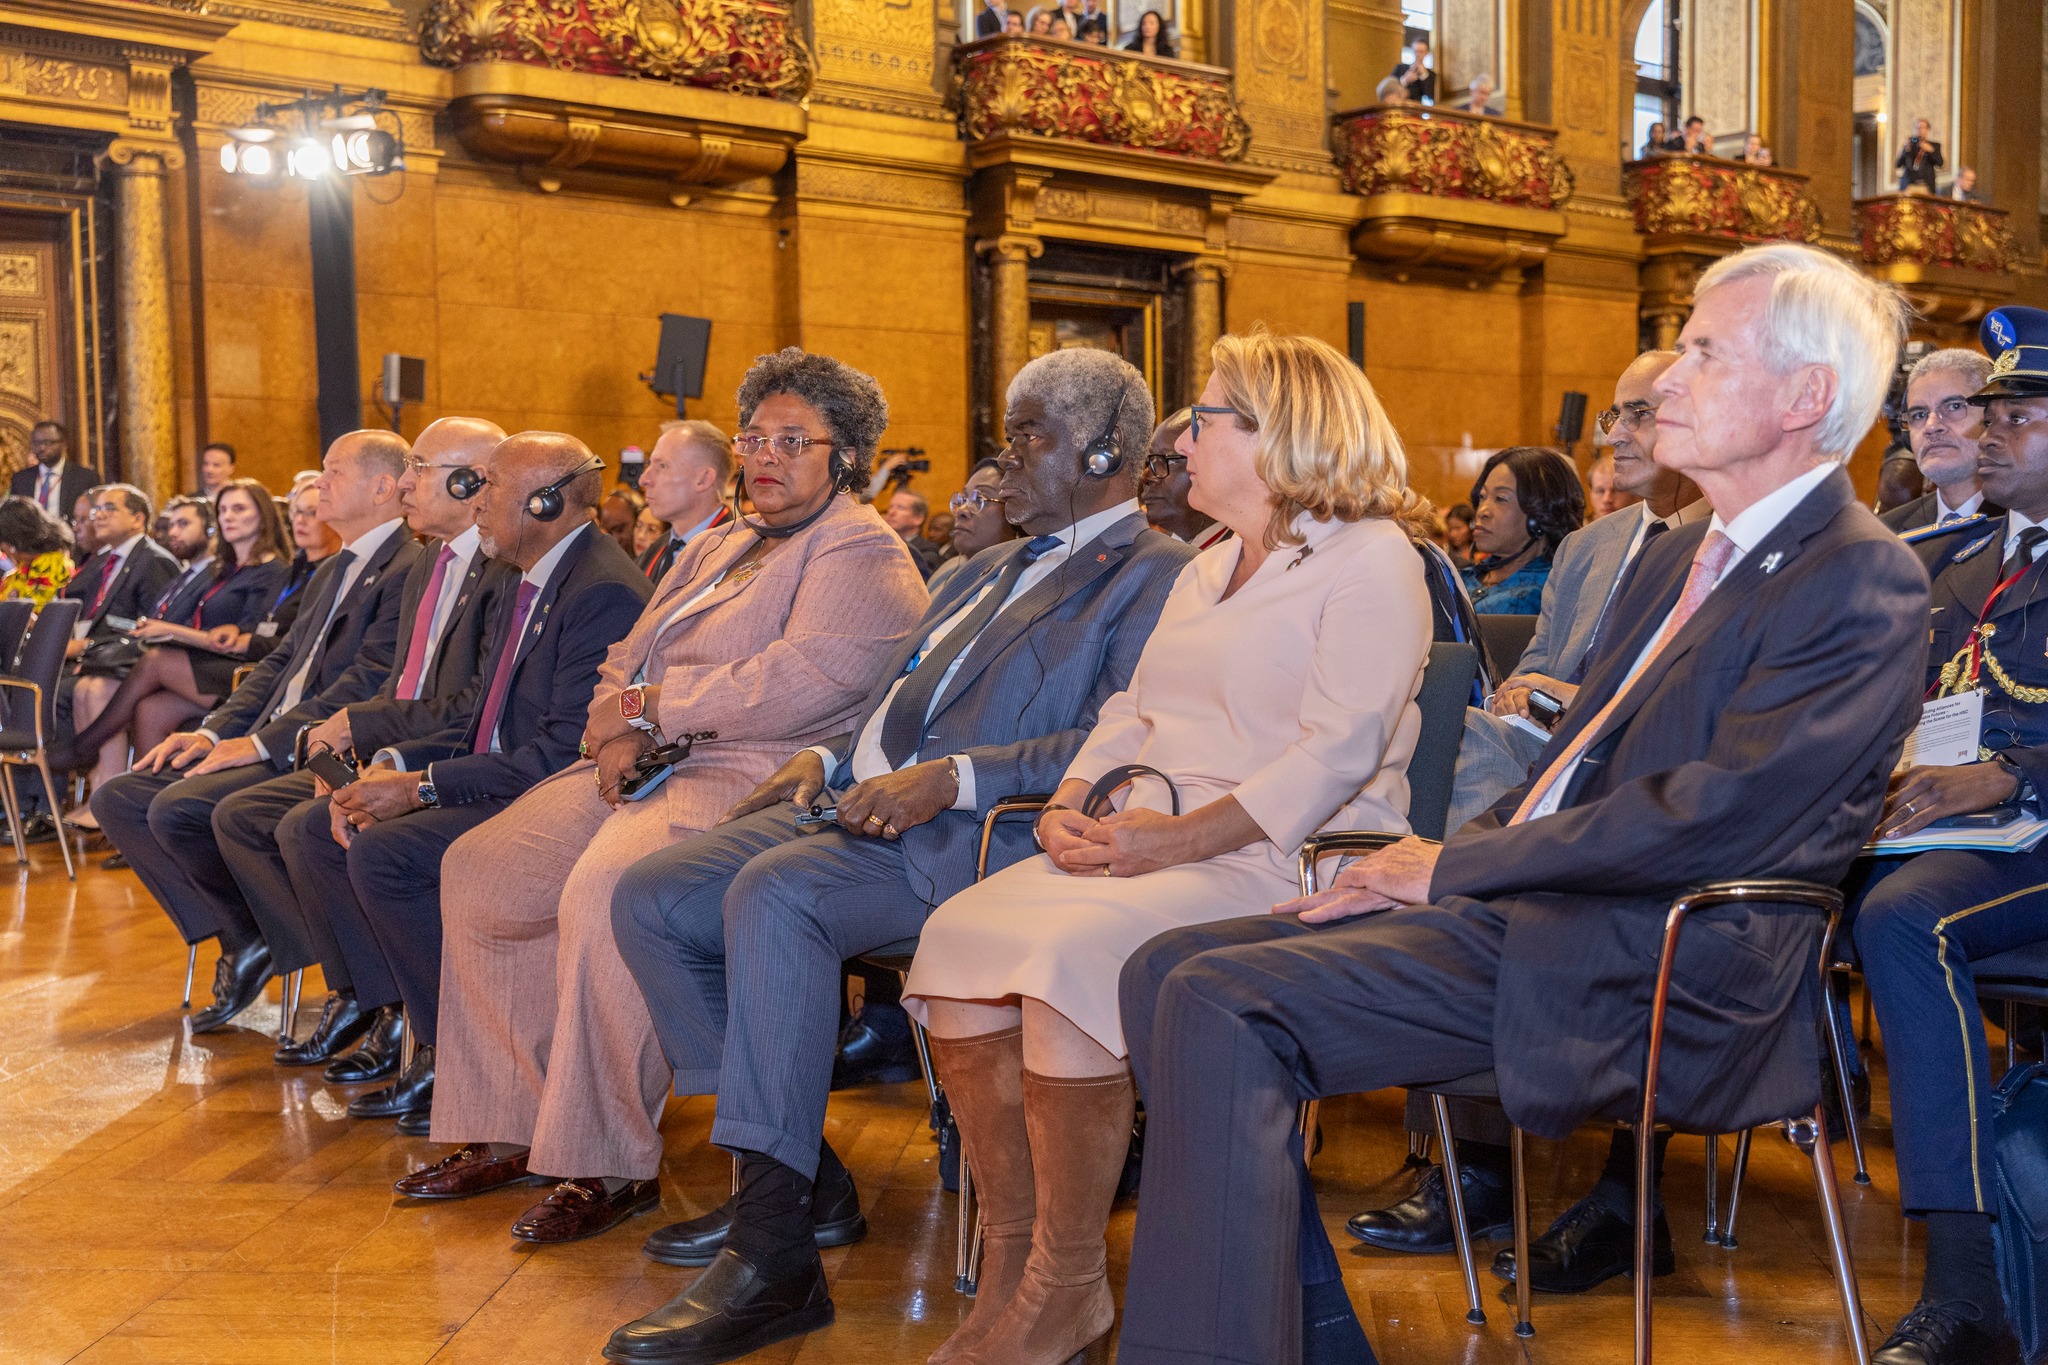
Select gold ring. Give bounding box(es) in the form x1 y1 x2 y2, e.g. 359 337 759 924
866 814 884 827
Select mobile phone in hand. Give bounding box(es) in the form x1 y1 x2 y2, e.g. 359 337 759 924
305 748 359 791
1526 689 1566 730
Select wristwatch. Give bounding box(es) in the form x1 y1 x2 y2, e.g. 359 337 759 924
1993 752 2036 809
620 684 659 734
417 772 440 809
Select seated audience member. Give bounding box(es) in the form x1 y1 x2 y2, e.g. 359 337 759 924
1005 9 1024 33
1072 0 1108 41
1459 445 1585 612
1140 409 1231 551
1461 73 1498 114
973 0 1007 37
637 420 735 583
1639 122 1669 158
1123 9 1174 57
59 485 179 782
1375 75 1407 105
196 441 236 500
881 482 942 578
1110 243 1926 1365
245 476 342 667
1848 305 2048 1365
91 430 420 1032
1442 500 1474 566
1951 166 1979 202
600 485 647 557
1587 450 1637 518
274 432 649 1126
924 507 956 554
209 418 512 1073
1675 114 1711 154
57 482 293 823
1028 7 1055 35
1046 12 1072 38
15 420 96 520
632 507 668 562
394 352 928 1239
927 457 1019 598
904 332 1432 1365
1741 133 1772 165
0 496 75 607
1878 448 1929 513
1881 348 1999 531
594 347 1193 1363
69 490 97 564
1358 350 1712 1260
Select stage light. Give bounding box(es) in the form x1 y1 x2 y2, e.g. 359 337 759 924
220 142 237 173
239 143 273 177
287 138 332 179
229 125 277 143
321 112 377 132
221 87 401 184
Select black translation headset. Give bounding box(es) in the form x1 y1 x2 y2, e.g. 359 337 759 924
730 438 857 540
1079 414 1124 479
525 454 605 521
445 466 486 501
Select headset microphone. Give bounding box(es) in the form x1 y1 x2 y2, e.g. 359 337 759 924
446 466 486 501
1079 413 1124 479
525 455 604 522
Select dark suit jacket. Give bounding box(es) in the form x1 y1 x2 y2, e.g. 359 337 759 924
1879 489 2003 533
149 559 216 624
1896 136 1943 192
346 544 520 757
1429 469 1929 1139
974 3 1005 36
68 538 179 639
11 461 96 518
821 510 1195 903
391 525 651 806
198 522 422 769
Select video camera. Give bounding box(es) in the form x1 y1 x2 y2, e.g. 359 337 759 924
879 447 928 485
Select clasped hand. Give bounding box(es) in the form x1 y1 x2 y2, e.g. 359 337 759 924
1877 762 2020 840
327 761 416 847
1040 807 1189 878
1270 836 1440 922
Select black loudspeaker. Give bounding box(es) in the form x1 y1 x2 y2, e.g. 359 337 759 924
650 314 713 417
1347 302 1365 370
381 354 426 406
526 455 604 522
1554 391 1589 447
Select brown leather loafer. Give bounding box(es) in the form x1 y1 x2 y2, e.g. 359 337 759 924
393 1143 538 1201
511 1178 661 1244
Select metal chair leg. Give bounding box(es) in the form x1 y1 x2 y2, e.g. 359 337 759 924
0 762 24 865
1720 1128 1754 1248
1297 1098 1320 1172
2008 1001 2020 1071
955 1145 978 1294
278 969 303 1041
34 755 72 881
1789 1108 1873 1365
1430 1093 1486 1326
907 1014 940 1109
1509 1126 1533 1338
1406 1129 1433 1168
1822 968 1871 1185
1634 1118 1656 1365
1703 1132 1721 1243
400 1014 417 1072
1860 979 1874 1048
730 1152 741 1198
182 943 198 1010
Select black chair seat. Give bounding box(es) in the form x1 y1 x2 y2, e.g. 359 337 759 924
1976 940 2048 1005
859 940 920 973
1416 1070 1499 1101
0 728 38 754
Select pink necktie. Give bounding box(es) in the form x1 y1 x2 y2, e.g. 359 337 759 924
1509 530 1737 824
473 581 538 754
393 546 456 700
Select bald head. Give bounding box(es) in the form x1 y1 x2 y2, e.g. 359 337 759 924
475 430 604 568
401 416 506 540
415 416 505 466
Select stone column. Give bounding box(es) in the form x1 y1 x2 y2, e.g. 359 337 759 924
106 139 183 509
1181 258 1227 404
977 234 1041 433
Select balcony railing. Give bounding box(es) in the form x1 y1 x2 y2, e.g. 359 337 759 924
953 35 1250 163
1330 105 1572 210
1857 193 2014 274
1623 153 1822 243
419 0 812 102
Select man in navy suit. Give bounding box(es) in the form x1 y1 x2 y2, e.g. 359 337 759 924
13 421 98 520
1111 243 1930 1365
595 349 1194 1365
93 429 421 1032
272 431 651 1131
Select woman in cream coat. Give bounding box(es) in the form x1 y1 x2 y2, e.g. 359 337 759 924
904 330 1433 1365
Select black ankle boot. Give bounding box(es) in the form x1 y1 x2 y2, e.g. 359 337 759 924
1346 1157 1513 1255
189 939 273 1033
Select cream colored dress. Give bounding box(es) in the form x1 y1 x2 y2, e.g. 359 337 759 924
904 512 1432 1056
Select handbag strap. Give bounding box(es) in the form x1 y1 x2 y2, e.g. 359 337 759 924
1081 763 1180 819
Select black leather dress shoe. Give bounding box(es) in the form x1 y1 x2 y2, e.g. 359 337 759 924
1873 1301 2021 1365
19 811 57 845
189 940 274 1034
644 1164 866 1266
830 1002 921 1090
348 1044 432 1119
324 1006 405 1083
603 1248 832 1364
1346 1160 1512 1254
395 1106 432 1137
275 994 375 1066
1491 1194 1674 1294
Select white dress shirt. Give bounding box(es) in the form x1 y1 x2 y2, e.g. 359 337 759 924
1526 463 1836 821
271 516 404 719
1936 486 1986 525
75 532 146 638
417 524 484 683
815 499 1142 810
2004 508 2047 562
32 460 67 516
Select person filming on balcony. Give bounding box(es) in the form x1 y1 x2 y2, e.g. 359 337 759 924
1123 9 1176 58
1897 117 1944 192
1393 34 1435 103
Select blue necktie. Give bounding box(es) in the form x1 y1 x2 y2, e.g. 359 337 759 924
878 534 1060 767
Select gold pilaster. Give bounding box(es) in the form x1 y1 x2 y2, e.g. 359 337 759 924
1181 258 1227 404
106 139 181 510
977 234 1042 433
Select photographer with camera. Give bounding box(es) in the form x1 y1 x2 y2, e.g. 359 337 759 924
869 448 942 577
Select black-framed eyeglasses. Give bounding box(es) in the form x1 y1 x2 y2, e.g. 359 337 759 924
1594 401 1658 436
1188 405 1244 441
1905 396 1978 429
950 490 1000 512
1142 452 1187 482
732 434 838 458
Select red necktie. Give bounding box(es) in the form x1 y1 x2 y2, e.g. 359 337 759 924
393 546 457 700
1510 530 1737 824
90 552 121 615
473 581 538 754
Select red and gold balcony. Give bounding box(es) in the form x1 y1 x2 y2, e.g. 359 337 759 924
1623 154 1822 244
419 0 811 204
1329 105 1572 281
954 35 1251 164
1855 193 2017 334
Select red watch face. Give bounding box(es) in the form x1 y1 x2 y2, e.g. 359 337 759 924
621 687 645 721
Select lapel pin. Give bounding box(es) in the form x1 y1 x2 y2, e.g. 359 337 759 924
1760 551 1783 574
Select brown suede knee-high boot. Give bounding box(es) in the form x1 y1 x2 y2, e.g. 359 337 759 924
971 1068 1134 1365
926 1027 1033 1365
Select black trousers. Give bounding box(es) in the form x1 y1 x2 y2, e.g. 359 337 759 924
211 771 325 977
1115 904 1504 1365
277 793 509 1047
92 761 285 946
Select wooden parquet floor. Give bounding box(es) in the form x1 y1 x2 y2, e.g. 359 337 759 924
2 840 1926 1364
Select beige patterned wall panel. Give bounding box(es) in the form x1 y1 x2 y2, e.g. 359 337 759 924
1890 0 1952 146
1437 0 1499 103
811 0 946 111
1234 0 1332 173
1686 0 1753 143
0 48 129 109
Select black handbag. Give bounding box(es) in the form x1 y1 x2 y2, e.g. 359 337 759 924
1992 1059 2048 1362
72 634 142 678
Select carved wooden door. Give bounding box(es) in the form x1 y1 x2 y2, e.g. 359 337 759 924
0 222 66 480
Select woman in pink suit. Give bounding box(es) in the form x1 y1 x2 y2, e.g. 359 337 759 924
422 350 929 1245
904 330 1433 1365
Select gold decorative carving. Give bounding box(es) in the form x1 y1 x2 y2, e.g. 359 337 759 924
0 254 40 296
810 0 937 97
5 53 127 106
953 36 1251 163
797 162 964 213
1624 155 1823 243
1026 185 1211 239
1857 193 2014 274
1334 106 1573 209
0 320 39 405
105 140 180 508
419 0 814 103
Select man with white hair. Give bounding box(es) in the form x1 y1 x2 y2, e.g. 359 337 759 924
1881 347 2000 532
1110 243 1930 1365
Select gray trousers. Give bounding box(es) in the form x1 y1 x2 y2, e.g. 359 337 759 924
610 803 932 1181
1115 903 1507 1365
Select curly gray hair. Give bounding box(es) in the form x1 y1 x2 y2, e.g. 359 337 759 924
735 348 890 492
1005 348 1156 485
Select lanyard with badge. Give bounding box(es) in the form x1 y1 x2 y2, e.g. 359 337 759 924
1915 558 2048 768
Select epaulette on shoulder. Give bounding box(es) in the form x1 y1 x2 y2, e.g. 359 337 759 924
1900 513 1991 544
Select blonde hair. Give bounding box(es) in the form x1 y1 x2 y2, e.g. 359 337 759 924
1206 328 1427 548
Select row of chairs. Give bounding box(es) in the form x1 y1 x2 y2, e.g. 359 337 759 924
0 597 80 881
